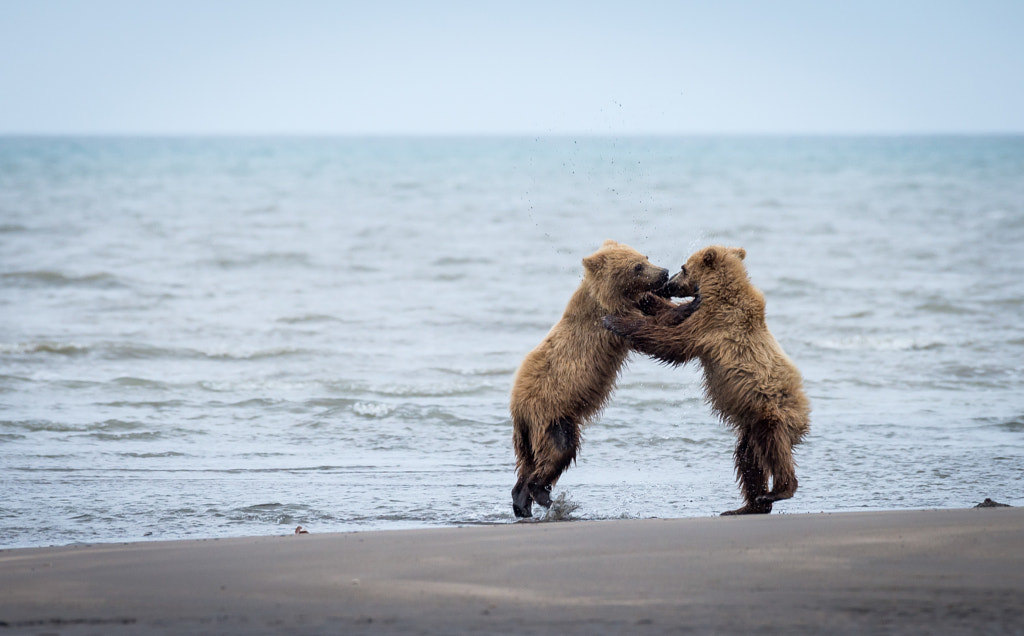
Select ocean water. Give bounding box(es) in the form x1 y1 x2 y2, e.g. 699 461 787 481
1 136 1022 549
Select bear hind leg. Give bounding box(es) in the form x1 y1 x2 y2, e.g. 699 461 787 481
756 469 798 505
527 417 579 510
722 432 772 515
752 420 799 506
756 475 798 505
511 419 536 518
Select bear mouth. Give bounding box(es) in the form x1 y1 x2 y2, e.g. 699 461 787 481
656 280 696 299
655 280 681 298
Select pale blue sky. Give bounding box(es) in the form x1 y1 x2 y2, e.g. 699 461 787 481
2 0 1022 135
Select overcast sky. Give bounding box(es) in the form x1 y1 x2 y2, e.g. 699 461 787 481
2 0 1022 135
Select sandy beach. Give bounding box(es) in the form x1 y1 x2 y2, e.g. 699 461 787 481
1 508 1022 635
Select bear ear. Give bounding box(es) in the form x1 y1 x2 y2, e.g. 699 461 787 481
600 239 619 248
582 252 605 272
702 249 717 268
731 247 747 261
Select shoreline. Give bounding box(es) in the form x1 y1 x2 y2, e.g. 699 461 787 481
2 508 1022 634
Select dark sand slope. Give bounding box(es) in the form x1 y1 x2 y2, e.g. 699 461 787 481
1 508 1022 635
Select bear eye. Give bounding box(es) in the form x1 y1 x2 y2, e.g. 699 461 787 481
680 266 688 276
634 263 645 274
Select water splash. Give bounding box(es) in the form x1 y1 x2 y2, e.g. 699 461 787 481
542 493 582 522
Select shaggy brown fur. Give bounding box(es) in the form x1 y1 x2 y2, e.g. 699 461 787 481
604 245 810 515
510 240 669 518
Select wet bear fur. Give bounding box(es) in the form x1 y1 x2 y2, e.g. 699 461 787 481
604 245 810 515
510 240 669 518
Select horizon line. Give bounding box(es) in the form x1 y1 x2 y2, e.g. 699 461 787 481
2 131 1024 139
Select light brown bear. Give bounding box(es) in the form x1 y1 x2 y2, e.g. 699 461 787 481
603 245 810 515
510 240 669 518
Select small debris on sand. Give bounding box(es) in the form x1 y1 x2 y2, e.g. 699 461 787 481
294 525 310 534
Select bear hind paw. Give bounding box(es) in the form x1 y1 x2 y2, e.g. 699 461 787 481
721 502 772 516
513 502 533 518
528 482 553 508
512 479 534 518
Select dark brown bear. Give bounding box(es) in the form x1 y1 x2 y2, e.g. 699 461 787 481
510 240 669 518
604 245 810 515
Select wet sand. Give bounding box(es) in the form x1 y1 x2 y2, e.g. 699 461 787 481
1 508 1022 635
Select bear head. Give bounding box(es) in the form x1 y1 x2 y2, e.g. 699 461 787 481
582 239 669 313
659 245 747 298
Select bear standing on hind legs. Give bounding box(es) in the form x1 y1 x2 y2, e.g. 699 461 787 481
604 245 810 515
510 240 669 518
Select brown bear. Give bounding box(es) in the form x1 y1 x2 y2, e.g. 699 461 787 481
510 240 669 518
603 245 810 515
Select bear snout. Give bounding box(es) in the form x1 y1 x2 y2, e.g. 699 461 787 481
654 267 670 288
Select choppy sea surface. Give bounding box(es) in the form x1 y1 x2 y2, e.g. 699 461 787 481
1 136 1022 549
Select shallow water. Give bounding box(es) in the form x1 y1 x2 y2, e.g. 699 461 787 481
2 136 1022 548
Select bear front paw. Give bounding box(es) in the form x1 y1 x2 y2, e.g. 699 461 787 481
602 315 622 335
637 292 667 316
664 294 701 325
